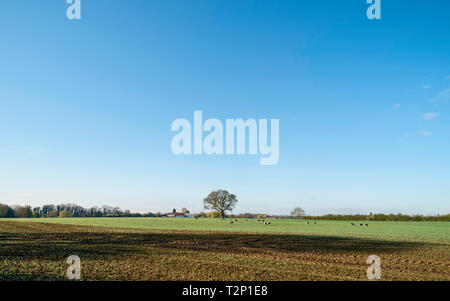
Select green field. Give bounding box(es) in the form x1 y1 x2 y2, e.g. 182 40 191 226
7 217 450 243
1 218 449 281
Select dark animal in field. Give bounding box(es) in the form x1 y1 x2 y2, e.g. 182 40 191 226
351 223 355 226
235 219 238 222
360 223 363 226
314 221 316 224
230 221 234 224
365 224 368 226
306 221 309 224
264 222 271 225
257 219 260 222
262 220 265 222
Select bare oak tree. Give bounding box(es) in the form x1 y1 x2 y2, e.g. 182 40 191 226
203 190 237 220
291 207 305 219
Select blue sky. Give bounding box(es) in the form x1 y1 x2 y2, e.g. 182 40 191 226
0 0 449 215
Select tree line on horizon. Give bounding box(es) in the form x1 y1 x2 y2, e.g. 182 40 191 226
302 213 450 222
0 203 146 218
0 202 448 221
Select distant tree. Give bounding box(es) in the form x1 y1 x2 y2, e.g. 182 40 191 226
290 207 305 219
0 204 13 218
88 206 102 217
59 210 73 218
102 205 114 216
41 204 55 216
13 206 32 218
46 210 59 218
203 190 238 220
172 208 176 214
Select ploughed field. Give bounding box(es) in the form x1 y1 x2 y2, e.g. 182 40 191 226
0 218 449 280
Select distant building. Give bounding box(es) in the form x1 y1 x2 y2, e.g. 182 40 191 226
167 212 187 218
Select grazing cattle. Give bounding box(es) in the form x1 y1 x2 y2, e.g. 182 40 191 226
257 219 260 222
360 223 363 226
365 224 368 226
230 221 234 224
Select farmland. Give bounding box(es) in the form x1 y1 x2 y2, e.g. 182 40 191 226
0 218 449 281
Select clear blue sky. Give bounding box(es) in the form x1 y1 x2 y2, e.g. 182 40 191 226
1 0 449 215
